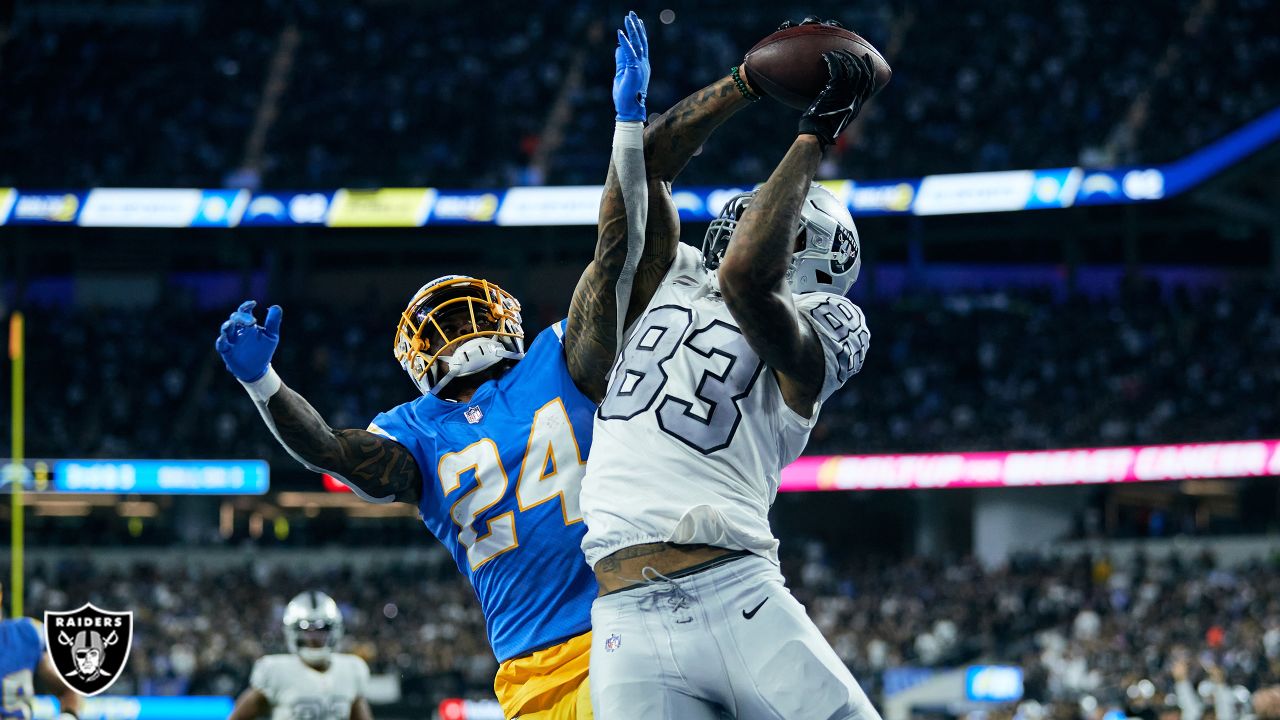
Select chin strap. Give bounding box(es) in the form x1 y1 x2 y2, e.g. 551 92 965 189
428 337 521 396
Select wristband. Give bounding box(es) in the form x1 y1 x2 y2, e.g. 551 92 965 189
239 365 282 403
613 120 644 149
731 66 760 102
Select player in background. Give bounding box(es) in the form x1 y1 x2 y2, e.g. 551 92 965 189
227 591 373 720
0 582 83 720
581 17 883 720
215 15 652 718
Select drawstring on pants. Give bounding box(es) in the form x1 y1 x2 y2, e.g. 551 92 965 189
637 566 696 624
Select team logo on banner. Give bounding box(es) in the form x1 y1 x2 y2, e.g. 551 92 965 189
43 604 134 696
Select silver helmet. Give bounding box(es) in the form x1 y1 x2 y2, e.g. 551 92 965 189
283 591 344 665
702 183 861 295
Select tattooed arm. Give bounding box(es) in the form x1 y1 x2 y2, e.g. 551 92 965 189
263 383 422 504
719 135 826 415
720 49 878 416
216 302 422 504
565 74 755 400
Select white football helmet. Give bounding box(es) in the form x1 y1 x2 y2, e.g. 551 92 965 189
283 591 344 665
702 183 861 295
394 275 525 396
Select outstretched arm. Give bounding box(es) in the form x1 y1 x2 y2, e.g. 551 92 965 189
719 51 875 416
565 16 756 399
263 383 421 504
215 301 421 504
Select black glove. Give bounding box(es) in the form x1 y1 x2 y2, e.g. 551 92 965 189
798 50 875 147
778 16 843 30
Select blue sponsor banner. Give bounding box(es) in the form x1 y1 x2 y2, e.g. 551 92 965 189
965 666 1024 703
239 191 332 226
846 179 920 217
1075 169 1127 205
6 191 85 225
52 459 269 495
189 189 249 227
35 696 234 720
1073 167 1165 206
1 107 1275 227
1023 168 1083 210
428 189 504 224
1163 104 1280 196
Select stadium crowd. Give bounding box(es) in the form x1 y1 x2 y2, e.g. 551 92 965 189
14 548 1279 716
7 276 1277 466
1 0 1276 188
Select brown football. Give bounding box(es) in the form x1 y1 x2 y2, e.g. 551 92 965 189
742 24 892 110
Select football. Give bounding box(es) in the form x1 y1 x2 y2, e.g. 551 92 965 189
742 23 893 110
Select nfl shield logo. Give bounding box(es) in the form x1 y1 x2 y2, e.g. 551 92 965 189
44 603 134 696
464 405 484 424
605 633 622 652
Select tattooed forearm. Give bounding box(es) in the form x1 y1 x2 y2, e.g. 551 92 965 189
565 258 620 403
267 383 422 504
633 76 752 298
724 135 823 291
719 135 825 391
565 77 754 398
644 76 751 181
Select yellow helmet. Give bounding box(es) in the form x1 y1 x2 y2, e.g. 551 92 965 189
394 275 524 395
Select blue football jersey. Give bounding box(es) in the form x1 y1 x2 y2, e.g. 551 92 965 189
1 618 45 719
370 321 598 662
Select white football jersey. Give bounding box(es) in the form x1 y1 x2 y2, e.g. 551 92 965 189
250 653 370 720
581 243 868 567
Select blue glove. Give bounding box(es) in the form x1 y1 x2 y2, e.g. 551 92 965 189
613 11 649 122
215 300 282 383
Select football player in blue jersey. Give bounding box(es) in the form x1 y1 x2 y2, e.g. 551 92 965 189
1 582 83 720
214 14 682 717
218 11 760 716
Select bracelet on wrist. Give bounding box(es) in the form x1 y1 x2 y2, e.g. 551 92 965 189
730 66 760 102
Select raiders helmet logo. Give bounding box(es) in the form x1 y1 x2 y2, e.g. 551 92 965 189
829 226 859 275
43 604 133 696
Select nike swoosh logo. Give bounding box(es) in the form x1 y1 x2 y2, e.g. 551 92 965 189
742 597 769 620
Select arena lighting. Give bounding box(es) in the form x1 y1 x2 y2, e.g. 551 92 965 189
437 698 504 720
344 503 419 518
31 500 92 517
779 438 1280 491
115 500 159 517
322 473 352 493
276 491 363 507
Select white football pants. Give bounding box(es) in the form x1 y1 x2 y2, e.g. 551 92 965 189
589 554 881 720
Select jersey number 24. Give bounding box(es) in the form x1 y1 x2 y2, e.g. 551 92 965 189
437 398 584 570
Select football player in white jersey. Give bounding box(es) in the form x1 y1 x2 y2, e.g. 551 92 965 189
227 591 373 720
580 16 885 720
